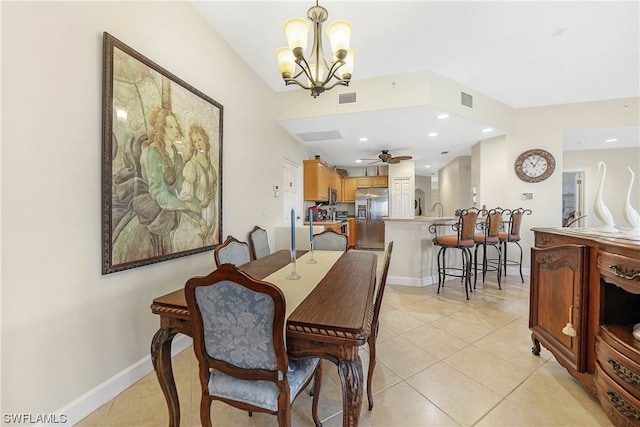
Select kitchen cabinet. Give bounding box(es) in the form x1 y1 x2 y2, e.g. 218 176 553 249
357 176 388 188
304 160 341 202
342 177 358 202
324 222 342 233
348 218 356 248
343 176 388 203
531 228 640 426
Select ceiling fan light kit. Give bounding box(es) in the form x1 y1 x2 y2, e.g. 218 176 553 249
276 1 355 98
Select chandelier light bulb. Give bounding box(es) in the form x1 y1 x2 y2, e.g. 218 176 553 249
283 17 310 57
276 47 296 78
327 19 352 58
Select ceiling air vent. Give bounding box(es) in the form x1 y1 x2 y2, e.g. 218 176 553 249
339 92 357 104
295 130 343 142
461 91 473 109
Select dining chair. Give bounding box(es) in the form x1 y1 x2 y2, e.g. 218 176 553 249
214 235 251 267
312 229 348 251
185 264 322 427
367 241 393 411
429 208 479 300
473 207 503 289
248 225 270 260
496 207 532 282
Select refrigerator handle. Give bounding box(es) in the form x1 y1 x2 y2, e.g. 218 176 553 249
367 198 371 221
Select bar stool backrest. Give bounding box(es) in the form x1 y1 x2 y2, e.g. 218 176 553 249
459 209 479 241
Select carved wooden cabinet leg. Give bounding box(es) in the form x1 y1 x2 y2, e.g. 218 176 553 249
531 333 541 356
151 328 180 427
337 356 364 427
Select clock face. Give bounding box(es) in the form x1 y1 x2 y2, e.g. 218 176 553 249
514 149 555 183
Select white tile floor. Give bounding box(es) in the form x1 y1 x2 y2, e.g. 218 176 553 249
78 258 612 426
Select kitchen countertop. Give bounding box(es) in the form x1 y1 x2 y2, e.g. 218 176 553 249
303 220 344 225
383 216 458 222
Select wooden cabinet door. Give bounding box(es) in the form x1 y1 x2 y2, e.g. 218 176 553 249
348 218 356 248
304 160 330 201
342 178 357 202
370 176 388 187
530 244 589 372
357 177 372 188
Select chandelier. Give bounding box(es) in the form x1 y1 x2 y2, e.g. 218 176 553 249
276 1 355 98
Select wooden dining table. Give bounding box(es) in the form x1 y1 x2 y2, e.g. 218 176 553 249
150 249 378 427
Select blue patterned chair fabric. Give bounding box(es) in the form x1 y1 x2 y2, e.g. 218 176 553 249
214 236 252 267
185 264 322 426
249 226 270 260
312 229 348 251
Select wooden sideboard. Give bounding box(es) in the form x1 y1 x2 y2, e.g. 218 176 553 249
530 228 640 426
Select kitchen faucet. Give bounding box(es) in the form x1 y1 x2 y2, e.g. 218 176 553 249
431 202 444 217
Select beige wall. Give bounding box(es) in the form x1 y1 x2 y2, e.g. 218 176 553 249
438 156 472 216
494 99 639 268
1 1 312 422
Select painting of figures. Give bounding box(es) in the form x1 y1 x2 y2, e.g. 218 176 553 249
102 32 222 274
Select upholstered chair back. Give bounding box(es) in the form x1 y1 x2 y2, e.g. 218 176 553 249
249 226 270 260
214 236 251 267
313 229 348 251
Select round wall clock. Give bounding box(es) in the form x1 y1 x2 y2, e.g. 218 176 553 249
514 149 556 183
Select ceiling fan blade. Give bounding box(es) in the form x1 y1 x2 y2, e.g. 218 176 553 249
368 159 382 164
391 155 413 161
387 158 401 164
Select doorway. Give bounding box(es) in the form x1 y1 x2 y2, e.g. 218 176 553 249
562 170 585 227
283 159 301 224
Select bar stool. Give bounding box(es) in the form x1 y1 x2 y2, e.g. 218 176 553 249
495 208 531 282
429 207 479 300
473 208 503 289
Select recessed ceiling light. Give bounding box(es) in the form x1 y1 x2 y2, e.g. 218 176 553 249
425 165 431 168
482 128 493 133
605 138 618 143
359 137 368 142
428 132 438 137
355 159 362 163
441 151 449 155
437 113 449 119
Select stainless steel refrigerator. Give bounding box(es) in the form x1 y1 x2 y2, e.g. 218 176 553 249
355 187 389 249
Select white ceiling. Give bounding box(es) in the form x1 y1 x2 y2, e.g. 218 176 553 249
191 1 639 176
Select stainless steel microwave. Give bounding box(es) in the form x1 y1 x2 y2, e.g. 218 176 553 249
328 187 338 205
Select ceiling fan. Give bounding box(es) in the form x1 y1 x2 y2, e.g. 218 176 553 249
363 150 413 164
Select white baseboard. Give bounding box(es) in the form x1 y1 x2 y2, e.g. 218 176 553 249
59 334 192 425
388 274 438 287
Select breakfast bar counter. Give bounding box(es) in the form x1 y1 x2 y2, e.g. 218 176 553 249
383 216 458 286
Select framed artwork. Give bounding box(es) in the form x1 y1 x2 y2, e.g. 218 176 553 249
102 32 223 274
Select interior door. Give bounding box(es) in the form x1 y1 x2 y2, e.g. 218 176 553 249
283 159 301 224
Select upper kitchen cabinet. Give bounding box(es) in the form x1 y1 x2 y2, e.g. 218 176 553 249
342 177 358 202
303 159 341 202
342 176 389 202
358 176 388 188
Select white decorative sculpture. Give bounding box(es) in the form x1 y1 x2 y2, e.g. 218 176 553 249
593 162 618 232
634 323 640 342
623 166 640 234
